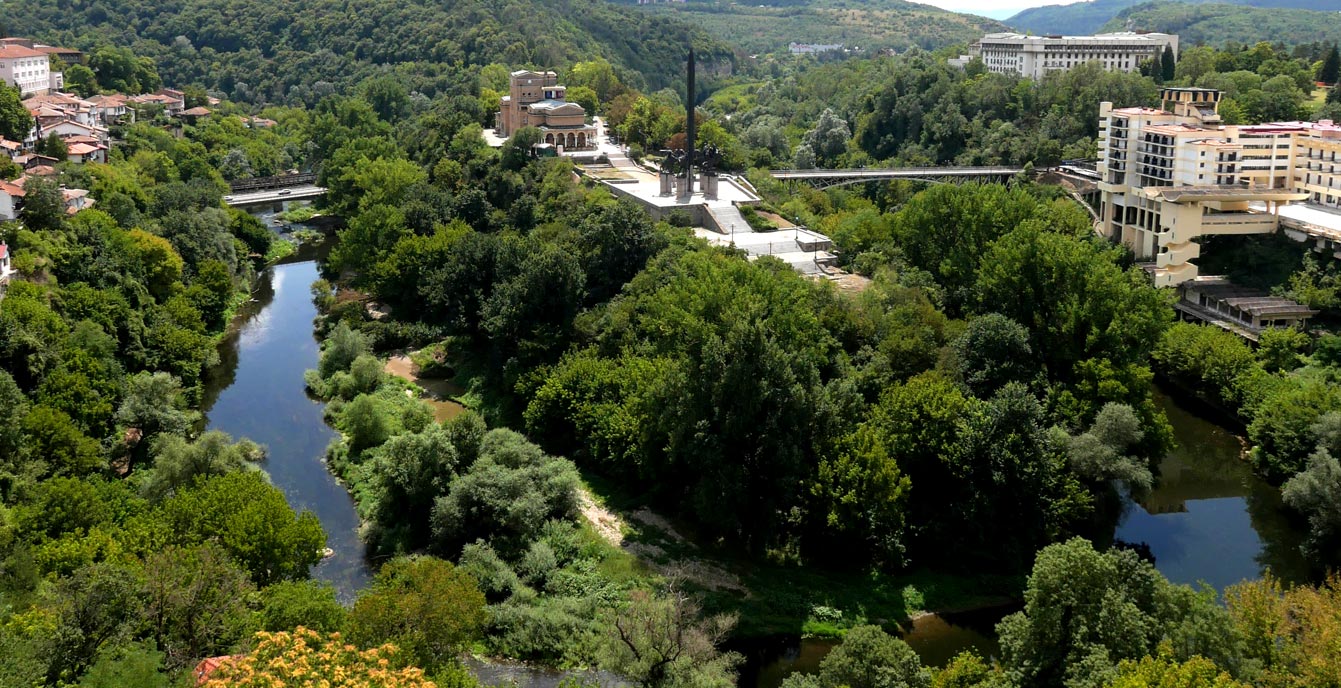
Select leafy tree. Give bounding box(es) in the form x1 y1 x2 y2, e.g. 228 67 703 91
127 230 185 301
317 321 370 379
783 625 930 688
202 628 436 688
366 422 462 553
602 586 741 688
1319 44 1340 85
140 430 263 502
803 108 850 166
116 372 198 447
0 84 33 142
143 543 254 670
64 64 99 98
22 405 103 477
258 580 350 634
1249 378 1341 482
1105 650 1248 688
38 133 69 161
997 538 1234 688
158 471 325 585
1226 574 1341 688
44 561 147 684
430 429 580 558
952 313 1034 398
1064 403 1152 491
0 370 29 489
1281 418 1341 568
1256 328 1308 374
78 642 171 688
349 556 487 672
20 176 68 231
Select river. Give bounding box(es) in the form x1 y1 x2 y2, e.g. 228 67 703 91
199 242 373 600
196 208 1310 675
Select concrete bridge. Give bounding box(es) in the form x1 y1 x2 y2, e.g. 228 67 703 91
770 166 1026 189
224 185 327 207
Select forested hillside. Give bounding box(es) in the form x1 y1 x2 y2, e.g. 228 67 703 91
1009 0 1341 36
632 0 1005 55
3 0 734 105
1100 2 1341 46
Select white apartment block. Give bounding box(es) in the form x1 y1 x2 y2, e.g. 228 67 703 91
0 45 60 97
974 32 1178 80
1095 87 1341 287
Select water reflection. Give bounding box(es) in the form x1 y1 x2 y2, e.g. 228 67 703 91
1115 387 1310 590
200 259 372 600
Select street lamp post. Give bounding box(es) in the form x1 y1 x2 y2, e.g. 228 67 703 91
730 222 735 247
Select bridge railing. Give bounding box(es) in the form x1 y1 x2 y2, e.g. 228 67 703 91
228 173 318 192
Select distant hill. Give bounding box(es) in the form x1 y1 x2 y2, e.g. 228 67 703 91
1008 0 1341 37
630 0 1008 55
1099 2 1341 46
3 0 735 102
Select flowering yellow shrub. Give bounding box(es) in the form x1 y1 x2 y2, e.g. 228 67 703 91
202 627 438 688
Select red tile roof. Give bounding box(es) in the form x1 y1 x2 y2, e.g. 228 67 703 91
0 45 47 59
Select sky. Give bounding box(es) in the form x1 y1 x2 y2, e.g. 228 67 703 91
914 0 1086 20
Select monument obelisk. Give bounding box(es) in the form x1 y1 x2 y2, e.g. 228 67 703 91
681 46 696 199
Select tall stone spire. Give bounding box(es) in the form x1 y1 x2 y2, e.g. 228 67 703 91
683 46 696 196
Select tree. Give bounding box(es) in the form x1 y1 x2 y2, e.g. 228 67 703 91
22 405 103 477
952 313 1034 398
201 628 436 688
140 430 263 502
0 370 30 482
38 133 69 161
116 372 198 447
997 538 1235 688
1106 650 1248 688
258 580 349 634
1064 403 1152 491
429 429 580 558
45 561 147 684
78 643 171 688
1226 574 1341 688
1281 430 1341 568
366 423 462 553
1320 44 1341 86
1160 47 1177 83
64 64 99 98
143 544 255 670
803 108 850 166
349 556 486 672
317 321 370 379
21 176 68 231
602 585 741 688
1249 378 1341 482
158 471 325 585
783 625 930 688
127 230 185 300
0 84 33 142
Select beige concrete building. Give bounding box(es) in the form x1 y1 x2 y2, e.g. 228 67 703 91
495 70 596 150
974 32 1177 80
1098 88 1311 287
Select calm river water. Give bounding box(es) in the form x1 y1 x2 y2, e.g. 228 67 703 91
199 249 373 600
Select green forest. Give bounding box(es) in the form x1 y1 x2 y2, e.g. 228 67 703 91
3 0 734 106
3 1 1341 685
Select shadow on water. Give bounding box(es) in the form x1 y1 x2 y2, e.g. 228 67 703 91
199 243 371 600
1115 386 1311 590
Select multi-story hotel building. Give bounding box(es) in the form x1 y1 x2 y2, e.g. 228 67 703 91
1095 87 1341 288
495 70 597 150
974 32 1178 80
0 44 62 97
